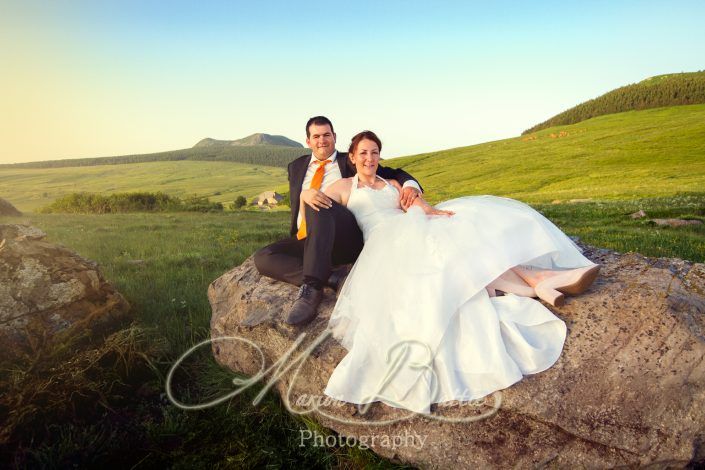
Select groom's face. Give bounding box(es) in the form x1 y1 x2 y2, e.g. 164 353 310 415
306 123 336 160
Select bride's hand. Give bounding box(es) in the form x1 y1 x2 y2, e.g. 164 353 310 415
410 196 454 217
427 207 455 217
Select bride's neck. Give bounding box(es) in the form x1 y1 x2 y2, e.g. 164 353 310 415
357 173 376 186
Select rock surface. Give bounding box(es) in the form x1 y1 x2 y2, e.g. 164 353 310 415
651 218 703 227
0 224 131 361
209 245 705 468
0 198 22 216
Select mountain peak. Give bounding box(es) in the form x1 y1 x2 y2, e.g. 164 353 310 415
193 133 303 148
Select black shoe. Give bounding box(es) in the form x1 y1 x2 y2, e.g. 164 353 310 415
285 284 323 325
327 265 351 295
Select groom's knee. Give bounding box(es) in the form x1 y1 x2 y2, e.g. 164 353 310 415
253 245 274 276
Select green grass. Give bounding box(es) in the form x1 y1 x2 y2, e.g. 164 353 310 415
0 160 289 213
1 191 702 467
536 193 705 263
4 105 704 215
0 211 407 469
393 104 705 204
2 103 705 467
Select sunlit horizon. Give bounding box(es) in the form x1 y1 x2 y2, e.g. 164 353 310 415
1 0 704 164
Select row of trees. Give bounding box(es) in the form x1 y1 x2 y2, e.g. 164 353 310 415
1 145 305 170
523 71 705 134
40 192 224 214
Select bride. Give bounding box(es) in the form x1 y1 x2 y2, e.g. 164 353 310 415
320 130 599 414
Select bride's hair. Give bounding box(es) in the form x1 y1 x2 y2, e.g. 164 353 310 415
348 131 382 156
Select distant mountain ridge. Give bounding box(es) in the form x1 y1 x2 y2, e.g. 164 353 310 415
0 133 305 170
194 133 302 148
523 70 705 134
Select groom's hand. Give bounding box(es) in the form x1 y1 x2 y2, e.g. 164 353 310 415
301 188 333 211
399 187 421 211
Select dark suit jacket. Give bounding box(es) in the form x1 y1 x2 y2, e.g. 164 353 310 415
287 152 423 236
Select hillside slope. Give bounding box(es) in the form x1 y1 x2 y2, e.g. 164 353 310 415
1 139 305 171
523 71 705 134
394 104 705 203
0 161 288 212
3 105 703 212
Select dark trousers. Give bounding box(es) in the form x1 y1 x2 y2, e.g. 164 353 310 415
253 200 364 286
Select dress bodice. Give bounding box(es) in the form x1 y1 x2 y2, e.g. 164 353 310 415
347 174 405 242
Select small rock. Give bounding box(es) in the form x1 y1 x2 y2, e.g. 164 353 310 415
0 224 46 241
0 198 22 216
651 218 703 227
630 210 647 219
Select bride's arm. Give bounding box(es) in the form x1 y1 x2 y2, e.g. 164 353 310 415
409 195 455 217
388 179 452 216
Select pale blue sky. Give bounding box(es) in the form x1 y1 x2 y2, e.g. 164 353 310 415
1 0 703 163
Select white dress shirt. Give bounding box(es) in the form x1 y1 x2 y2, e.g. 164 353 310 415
296 150 422 229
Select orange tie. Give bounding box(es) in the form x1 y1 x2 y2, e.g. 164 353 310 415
296 159 331 240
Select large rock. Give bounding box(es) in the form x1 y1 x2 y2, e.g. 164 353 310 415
0 198 22 216
208 245 705 468
0 224 131 361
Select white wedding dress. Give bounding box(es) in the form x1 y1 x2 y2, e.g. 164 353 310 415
323 174 596 414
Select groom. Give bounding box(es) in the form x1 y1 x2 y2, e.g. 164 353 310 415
253 116 423 325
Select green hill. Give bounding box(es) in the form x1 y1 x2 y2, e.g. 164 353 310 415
523 71 705 134
0 160 288 212
194 133 303 148
393 104 705 203
3 104 704 213
0 135 305 170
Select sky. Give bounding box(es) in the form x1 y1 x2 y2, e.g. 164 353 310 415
1 0 704 163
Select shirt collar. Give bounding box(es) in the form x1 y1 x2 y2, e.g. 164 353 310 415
308 150 337 167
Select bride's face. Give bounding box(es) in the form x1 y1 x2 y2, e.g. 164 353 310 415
350 139 380 176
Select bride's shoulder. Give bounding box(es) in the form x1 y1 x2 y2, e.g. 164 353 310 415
331 176 354 190
326 177 354 206
325 177 353 198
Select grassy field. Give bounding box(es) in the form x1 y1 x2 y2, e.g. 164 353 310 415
1 192 703 467
2 102 704 467
0 211 402 469
393 104 705 204
3 104 704 215
0 161 289 213
535 193 705 263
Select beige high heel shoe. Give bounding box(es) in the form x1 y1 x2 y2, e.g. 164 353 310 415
486 275 536 298
534 265 600 307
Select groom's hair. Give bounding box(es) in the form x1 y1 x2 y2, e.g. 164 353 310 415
348 130 382 155
306 116 334 138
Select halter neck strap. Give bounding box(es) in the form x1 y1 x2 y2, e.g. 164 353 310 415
353 173 389 189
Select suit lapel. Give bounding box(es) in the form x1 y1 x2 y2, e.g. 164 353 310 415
291 158 308 202
337 152 355 177
289 156 309 233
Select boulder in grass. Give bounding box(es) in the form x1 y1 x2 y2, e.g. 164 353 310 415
209 244 705 468
0 224 131 362
0 198 22 216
